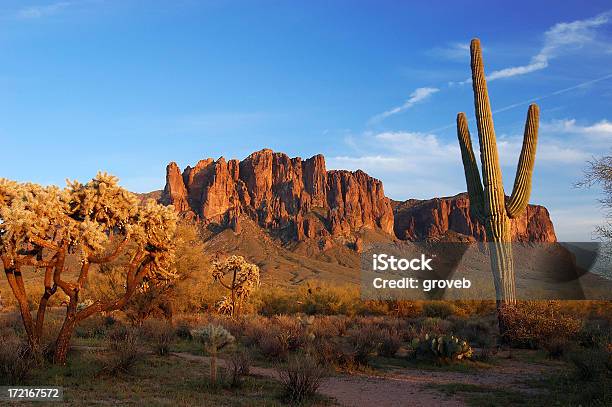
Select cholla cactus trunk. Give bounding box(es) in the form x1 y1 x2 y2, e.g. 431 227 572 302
456 39 539 315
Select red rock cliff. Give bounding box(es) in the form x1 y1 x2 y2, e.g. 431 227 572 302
393 193 557 242
160 149 394 240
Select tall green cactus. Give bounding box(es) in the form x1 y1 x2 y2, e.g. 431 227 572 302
456 38 539 306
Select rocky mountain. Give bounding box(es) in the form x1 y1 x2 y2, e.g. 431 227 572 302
393 193 557 242
160 149 394 245
159 149 557 248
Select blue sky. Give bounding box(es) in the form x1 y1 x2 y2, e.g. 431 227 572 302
1 1 611 240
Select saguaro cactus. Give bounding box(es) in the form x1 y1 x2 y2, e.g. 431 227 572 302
456 39 539 308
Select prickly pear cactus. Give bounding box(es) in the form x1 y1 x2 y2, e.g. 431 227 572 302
413 333 473 362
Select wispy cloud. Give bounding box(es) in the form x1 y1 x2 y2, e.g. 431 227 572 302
452 11 612 85
369 87 439 123
489 11 611 81
18 1 73 19
488 11 610 83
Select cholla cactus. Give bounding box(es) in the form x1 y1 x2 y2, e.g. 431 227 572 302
456 39 539 309
413 334 473 362
0 173 178 364
211 255 260 317
191 324 235 383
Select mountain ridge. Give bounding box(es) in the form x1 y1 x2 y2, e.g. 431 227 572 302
157 148 556 249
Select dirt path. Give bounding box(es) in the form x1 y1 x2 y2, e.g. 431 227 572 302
171 351 550 407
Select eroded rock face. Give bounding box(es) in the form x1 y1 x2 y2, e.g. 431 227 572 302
160 149 395 240
393 193 557 242
160 150 557 244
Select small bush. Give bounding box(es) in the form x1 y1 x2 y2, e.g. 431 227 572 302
577 320 610 349
501 301 582 348
102 328 145 375
228 349 251 387
346 325 382 365
141 320 174 356
0 339 35 385
544 337 568 360
423 302 458 319
379 329 402 357
418 317 452 336
452 316 496 348
569 348 611 381
258 332 289 360
175 323 193 340
277 354 328 403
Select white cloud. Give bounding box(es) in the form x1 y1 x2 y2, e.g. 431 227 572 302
456 10 612 84
541 118 612 141
369 87 439 123
18 1 73 19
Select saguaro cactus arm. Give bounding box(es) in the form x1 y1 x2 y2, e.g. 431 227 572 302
470 39 507 225
505 104 539 218
456 112 485 222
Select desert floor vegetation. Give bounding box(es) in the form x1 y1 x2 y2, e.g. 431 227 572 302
0 296 609 406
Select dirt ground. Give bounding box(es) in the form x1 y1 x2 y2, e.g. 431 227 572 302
173 351 552 407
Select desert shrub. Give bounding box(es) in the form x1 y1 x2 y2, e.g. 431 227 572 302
501 301 582 348
258 332 290 360
227 349 251 387
308 335 341 365
75 315 112 339
418 317 452 336
241 318 268 348
544 338 568 360
0 338 35 385
473 346 495 362
102 328 145 375
379 329 402 357
254 287 297 316
453 300 497 316
577 319 611 349
387 300 424 318
140 320 174 356
452 316 496 347
0 312 26 336
277 353 328 403
175 323 193 340
346 324 382 365
314 315 351 338
412 334 473 363
568 347 611 381
298 284 360 316
423 301 459 319
274 315 307 352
